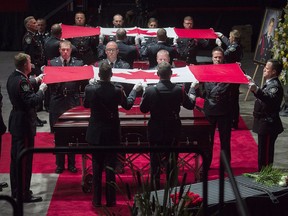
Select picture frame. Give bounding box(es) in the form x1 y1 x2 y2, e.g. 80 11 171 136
254 8 282 65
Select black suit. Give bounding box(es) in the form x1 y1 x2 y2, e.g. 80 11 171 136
44 36 61 61
6 70 44 198
140 80 195 189
49 57 84 169
252 77 283 171
84 81 136 205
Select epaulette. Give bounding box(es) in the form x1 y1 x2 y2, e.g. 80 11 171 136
24 35 33 45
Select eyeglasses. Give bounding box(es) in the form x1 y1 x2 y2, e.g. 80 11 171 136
106 48 118 52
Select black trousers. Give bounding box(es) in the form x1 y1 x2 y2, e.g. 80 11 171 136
10 133 34 198
92 152 116 205
206 114 232 168
257 133 278 171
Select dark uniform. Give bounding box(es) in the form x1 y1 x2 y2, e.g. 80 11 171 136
116 41 139 68
140 80 195 189
22 31 46 76
83 81 137 206
255 33 273 63
252 77 283 171
6 70 44 198
144 41 178 68
44 36 61 61
49 57 83 170
221 36 243 129
36 31 50 47
176 38 208 65
194 82 233 168
70 28 99 65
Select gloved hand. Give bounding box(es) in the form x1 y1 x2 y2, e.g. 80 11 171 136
215 38 222 46
190 81 199 90
133 82 143 92
248 78 258 93
142 82 148 92
173 36 178 46
89 78 97 85
40 65 45 72
39 83 48 92
99 34 104 44
216 32 223 38
135 34 144 45
35 74 45 83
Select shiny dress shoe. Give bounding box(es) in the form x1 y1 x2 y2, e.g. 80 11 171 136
68 166 77 173
37 117 47 124
36 118 44 127
0 182 8 189
55 167 64 174
23 195 43 203
92 200 102 208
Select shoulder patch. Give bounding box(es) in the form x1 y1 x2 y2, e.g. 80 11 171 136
269 87 278 94
25 35 32 44
228 46 236 52
20 82 30 92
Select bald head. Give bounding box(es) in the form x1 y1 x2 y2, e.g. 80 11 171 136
51 23 62 38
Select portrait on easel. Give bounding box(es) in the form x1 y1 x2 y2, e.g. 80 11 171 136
254 8 282 65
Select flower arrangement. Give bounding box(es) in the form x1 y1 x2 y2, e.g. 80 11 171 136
170 191 203 208
272 3 288 85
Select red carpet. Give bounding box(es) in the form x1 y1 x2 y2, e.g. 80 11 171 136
0 116 257 215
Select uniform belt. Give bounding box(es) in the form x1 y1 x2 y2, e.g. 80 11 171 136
62 89 77 96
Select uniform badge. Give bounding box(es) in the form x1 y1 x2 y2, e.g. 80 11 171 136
269 87 278 94
25 36 32 44
21 83 30 92
228 46 236 52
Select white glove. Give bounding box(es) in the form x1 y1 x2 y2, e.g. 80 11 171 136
190 81 199 90
133 82 143 92
99 34 104 44
35 74 45 83
39 83 48 92
216 32 223 38
173 36 178 46
89 78 97 85
135 34 144 45
248 81 258 93
142 82 148 92
215 38 222 46
40 65 45 72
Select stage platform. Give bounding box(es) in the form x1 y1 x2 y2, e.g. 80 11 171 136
152 175 288 216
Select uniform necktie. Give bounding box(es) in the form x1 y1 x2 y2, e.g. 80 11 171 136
64 60 67 66
110 62 114 68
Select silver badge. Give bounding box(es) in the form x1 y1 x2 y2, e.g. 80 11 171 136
25 36 32 44
269 87 278 94
21 83 30 92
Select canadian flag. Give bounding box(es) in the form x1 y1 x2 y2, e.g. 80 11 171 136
61 24 217 39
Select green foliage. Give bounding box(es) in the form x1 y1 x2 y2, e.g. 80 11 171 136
272 3 288 85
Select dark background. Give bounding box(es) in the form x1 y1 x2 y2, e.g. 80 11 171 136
0 0 286 51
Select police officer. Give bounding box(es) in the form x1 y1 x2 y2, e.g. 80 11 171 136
70 12 99 65
115 28 139 68
49 40 83 174
84 62 142 207
248 59 284 171
143 28 178 68
176 16 209 65
6 53 47 202
191 46 233 168
44 23 62 61
140 61 196 189
23 16 46 76
36 18 50 46
216 29 243 129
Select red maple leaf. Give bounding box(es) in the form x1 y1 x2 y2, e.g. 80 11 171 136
113 70 177 82
137 29 157 36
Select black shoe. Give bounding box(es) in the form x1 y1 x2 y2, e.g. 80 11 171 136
92 200 102 208
68 166 77 173
37 117 47 124
55 167 64 174
23 195 43 203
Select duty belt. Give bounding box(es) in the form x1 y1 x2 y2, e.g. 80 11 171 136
62 88 76 97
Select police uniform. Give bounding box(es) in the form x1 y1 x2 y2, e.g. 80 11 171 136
140 80 195 189
70 28 99 65
44 36 61 61
252 77 283 171
176 38 208 65
22 31 45 75
6 69 44 199
144 41 178 68
220 36 244 129
116 41 139 68
49 57 83 171
195 82 233 168
83 81 137 206
36 31 50 47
